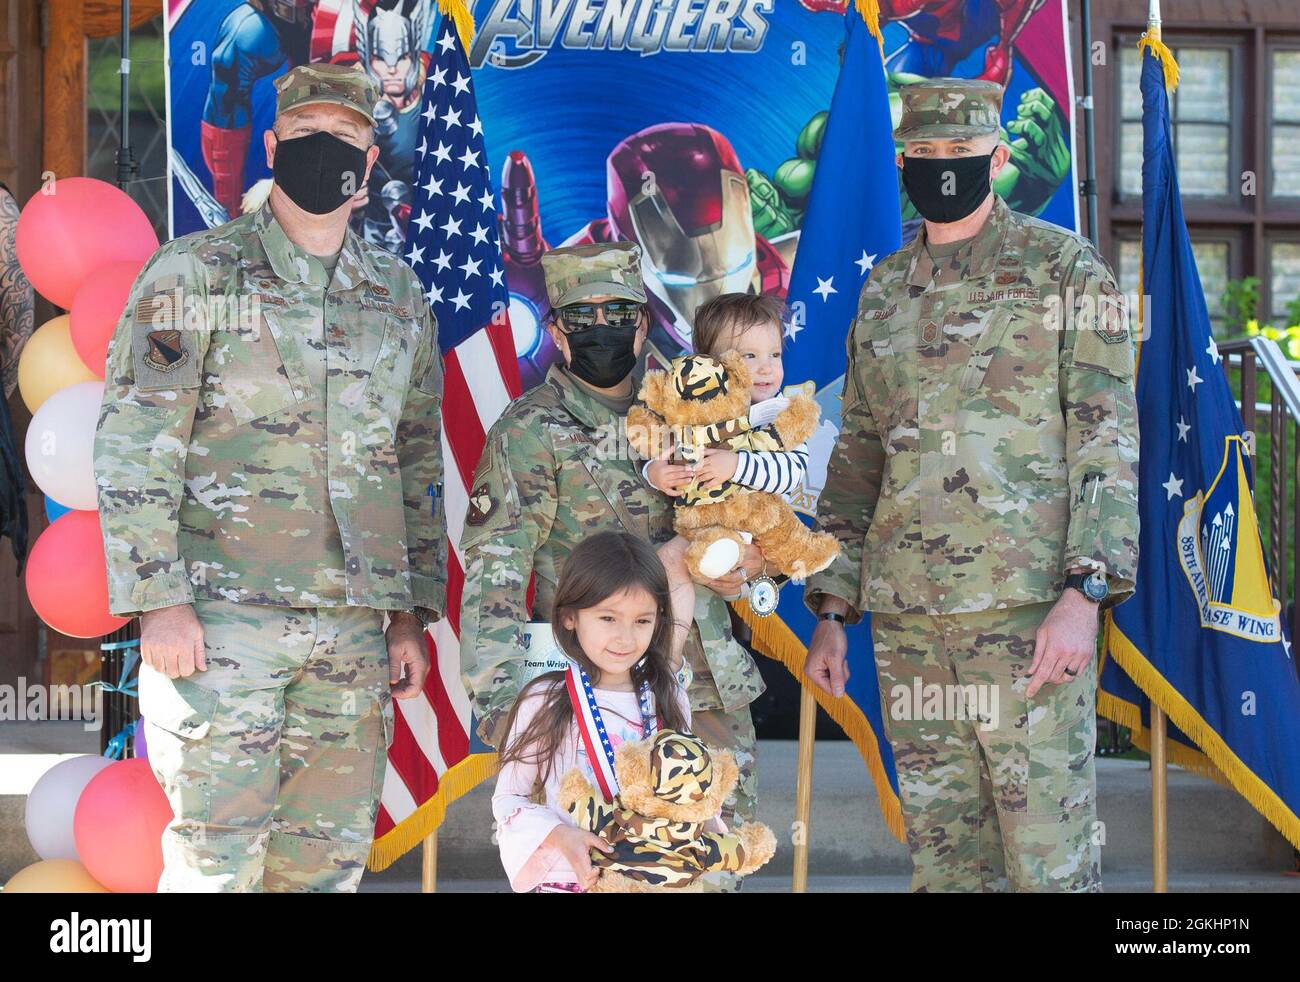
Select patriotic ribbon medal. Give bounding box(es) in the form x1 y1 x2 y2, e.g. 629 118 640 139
564 658 657 804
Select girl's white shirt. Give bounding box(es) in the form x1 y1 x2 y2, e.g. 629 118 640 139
492 679 693 892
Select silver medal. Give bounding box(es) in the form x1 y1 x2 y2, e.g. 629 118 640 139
748 575 779 617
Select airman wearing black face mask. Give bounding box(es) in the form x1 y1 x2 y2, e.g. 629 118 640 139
458 242 770 891
96 62 447 893
805 78 1138 895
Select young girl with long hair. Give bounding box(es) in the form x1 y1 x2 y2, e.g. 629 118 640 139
492 529 692 893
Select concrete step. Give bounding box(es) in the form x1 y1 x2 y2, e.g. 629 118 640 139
364 741 1297 886
3 723 1296 886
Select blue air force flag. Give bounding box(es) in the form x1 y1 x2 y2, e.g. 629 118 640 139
1100 39 1300 849
743 8 905 838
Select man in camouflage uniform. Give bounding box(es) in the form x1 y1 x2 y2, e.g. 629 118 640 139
803 79 1140 892
459 243 766 887
93 64 445 892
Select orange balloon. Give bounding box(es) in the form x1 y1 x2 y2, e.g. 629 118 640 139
16 315 100 415
25 510 130 639
74 758 171 893
4 858 109 893
70 260 146 378
14 177 158 308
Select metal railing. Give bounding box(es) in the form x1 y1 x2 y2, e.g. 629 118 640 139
1217 336 1300 648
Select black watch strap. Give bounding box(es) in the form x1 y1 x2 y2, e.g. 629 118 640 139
819 611 847 624
1064 571 1108 603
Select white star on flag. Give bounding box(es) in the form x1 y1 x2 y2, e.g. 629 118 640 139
377 22 523 861
1176 416 1190 441
855 251 877 275
813 276 837 301
1206 339 1221 365
1163 472 1184 500
1187 366 1203 391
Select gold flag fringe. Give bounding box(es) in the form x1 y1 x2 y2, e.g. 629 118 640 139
731 600 905 841
1138 32 1180 93
1101 614 1300 850
367 751 499 872
853 0 884 48
436 0 477 57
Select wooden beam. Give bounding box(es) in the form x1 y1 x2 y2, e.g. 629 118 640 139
83 1 161 39
42 0 85 181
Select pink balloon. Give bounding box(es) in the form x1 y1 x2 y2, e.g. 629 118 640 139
73 758 171 893
15 177 158 309
69 260 145 377
26 510 130 639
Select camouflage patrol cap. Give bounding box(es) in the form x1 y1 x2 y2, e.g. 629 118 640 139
274 63 379 127
895 78 1003 141
541 241 648 309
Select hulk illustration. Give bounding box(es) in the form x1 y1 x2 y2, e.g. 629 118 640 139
748 72 1072 239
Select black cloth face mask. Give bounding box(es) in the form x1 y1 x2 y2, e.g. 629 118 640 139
564 323 640 388
272 130 369 215
900 153 993 224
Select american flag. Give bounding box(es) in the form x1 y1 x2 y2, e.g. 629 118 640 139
368 18 523 867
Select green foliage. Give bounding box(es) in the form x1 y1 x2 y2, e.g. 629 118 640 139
1221 276 1260 336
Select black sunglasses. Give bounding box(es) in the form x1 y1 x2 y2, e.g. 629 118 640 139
556 300 644 332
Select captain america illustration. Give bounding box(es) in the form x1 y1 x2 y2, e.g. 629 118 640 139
199 0 320 219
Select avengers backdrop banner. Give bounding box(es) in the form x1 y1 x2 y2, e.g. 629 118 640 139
165 0 1079 396
161 0 1079 822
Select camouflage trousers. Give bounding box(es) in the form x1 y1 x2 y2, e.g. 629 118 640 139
872 601 1101 893
691 701 758 893
139 599 392 893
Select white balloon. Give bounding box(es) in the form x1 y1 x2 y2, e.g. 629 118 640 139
24 380 105 510
24 754 115 861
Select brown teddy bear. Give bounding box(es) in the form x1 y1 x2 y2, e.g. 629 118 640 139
557 730 777 892
626 351 840 584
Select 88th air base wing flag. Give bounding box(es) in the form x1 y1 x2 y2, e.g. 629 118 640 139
1099 30 1300 850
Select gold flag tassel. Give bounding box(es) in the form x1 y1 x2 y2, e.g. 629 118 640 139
853 0 885 48
1137 32 1180 94
436 0 477 56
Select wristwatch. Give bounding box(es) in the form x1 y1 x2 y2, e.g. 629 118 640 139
1064 570 1109 603
819 611 847 624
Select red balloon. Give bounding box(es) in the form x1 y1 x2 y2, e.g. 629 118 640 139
25 510 130 639
73 758 171 893
69 260 146 377
15 177 158 309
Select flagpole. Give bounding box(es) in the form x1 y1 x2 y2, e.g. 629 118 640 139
1078 0 1099 243
1150 706 1169 892
421 831 438 893
1143 0 1171 896
792 684 817 892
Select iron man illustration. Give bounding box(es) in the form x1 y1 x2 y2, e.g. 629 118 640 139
499 123 792 389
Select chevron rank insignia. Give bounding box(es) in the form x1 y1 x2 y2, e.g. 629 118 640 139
144 330 188 373
465 482 496 526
